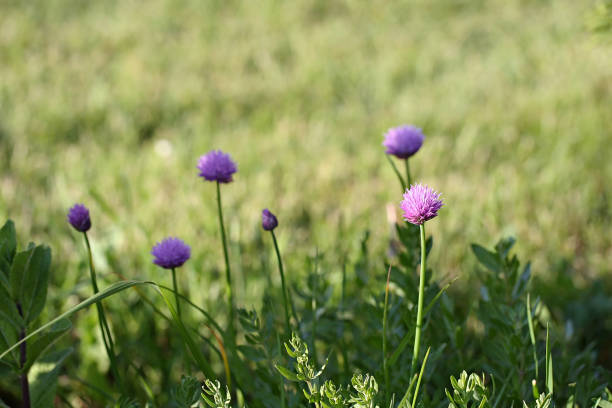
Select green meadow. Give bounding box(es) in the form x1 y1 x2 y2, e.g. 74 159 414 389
0 0 610 405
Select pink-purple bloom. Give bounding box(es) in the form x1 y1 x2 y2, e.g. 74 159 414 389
400 184 444 225
151 237 191 269
261 209 278 231
383 125 425 159
67 203 91 232
197 150 237 183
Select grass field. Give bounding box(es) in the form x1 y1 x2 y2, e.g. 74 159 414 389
0 0 611 404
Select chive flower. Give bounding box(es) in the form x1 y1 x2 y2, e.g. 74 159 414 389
261 209 278 231
383 125 425 159
67 203 91 232
151 237 191 269
400 184 444 225
197 150 237 183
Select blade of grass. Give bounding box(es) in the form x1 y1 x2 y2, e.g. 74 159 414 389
545 322 553 396
1 280 147 360
526 293 538 379
411 347 431 408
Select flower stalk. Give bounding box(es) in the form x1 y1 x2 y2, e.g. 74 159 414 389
83 232 122 388
216 181 235 343
411 223 427 377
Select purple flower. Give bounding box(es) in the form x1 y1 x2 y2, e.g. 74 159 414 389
261 209 278 231
383 125 425 159
67 204 91 232
400 184 444 225
197 150 237 183
151 237 191 269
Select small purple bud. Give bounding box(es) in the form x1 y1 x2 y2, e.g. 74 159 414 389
400 184 444 225
197 150 238 183
67 204 91 232
151 237 191 269
383 125 425 159
261 209 278 231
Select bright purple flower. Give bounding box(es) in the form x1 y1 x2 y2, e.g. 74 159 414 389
197 150 237 183
400 184 444 225
262 209 278 231
67 204 91 232
383 125 425 159
151 237 191 269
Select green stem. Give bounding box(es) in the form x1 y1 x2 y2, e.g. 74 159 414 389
216 181 235 345
405 158 412 187
277 333 286 408
83 232 122 389
171 268 181 319
411 223 426 377
382 266 391 407
271 230 291 336
385 155 406 191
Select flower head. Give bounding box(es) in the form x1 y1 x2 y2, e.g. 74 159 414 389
261 209 278 231
197 150 237 183
383 125 425 159
67 203 91 232
151 237 191 269
400 184 444 225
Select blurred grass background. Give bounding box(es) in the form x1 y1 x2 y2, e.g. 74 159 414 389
0 0 611 399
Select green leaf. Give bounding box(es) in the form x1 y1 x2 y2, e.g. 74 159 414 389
597 400 612 408
471 244 502 273
170 375 202 407
275 364 300 382
22 318 71 374
0 220 17 277
0 317 19 368
0 280 22 331
9 244 51 325
29 347 73 407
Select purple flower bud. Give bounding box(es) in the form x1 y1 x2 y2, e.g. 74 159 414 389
197 150 237 183
400 184 444 225
261 209 278 231
151 237 191 269
67 204 91 232
383 125 425 159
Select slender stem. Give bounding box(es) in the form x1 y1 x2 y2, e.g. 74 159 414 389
311 254 318 366
17 304 30 408
271 230 291 336
216 181 234 344
277 333 286 408
382 266 391 407
83 232 122 388
405 158 412 187
340 259 350 382
171 268 181 319
411 223 426 377
385 155 406 192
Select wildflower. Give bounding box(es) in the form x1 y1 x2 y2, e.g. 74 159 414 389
151 237 191 269
197 150 237 183
67 203 91 232
261 209 278 231
383 125 425 159
400 184 444 225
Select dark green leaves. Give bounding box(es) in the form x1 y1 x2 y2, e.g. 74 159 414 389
9 243 51 325
0 220 16 278
471 244 502 273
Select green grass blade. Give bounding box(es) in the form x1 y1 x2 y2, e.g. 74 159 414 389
0 280 147 361
526 293 538 379
411 347 431 408
545 322 553 396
